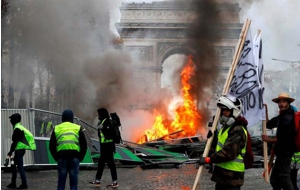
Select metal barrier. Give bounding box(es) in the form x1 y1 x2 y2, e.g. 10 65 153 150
1 108 96 167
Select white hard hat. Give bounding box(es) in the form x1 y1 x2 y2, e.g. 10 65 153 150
217 94 242 118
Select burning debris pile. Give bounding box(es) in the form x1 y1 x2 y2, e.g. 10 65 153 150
119 54 266 168
136 56 206 145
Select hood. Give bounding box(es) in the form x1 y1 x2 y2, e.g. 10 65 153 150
9 113 21 126
62 109 74 123
97 108 109 120
234 116 248 129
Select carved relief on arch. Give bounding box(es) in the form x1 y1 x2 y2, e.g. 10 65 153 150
145 10 153 18
163 10 174 18
124 10 133 19
133 10 144 17
156 11 163 18
125 45 153 62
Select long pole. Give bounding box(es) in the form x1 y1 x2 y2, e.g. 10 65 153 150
262 120 269 182
192 18 252 190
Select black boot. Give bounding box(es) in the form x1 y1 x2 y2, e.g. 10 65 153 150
7 183 17 189
16 184 28 189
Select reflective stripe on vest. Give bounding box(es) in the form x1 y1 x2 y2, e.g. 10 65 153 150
54 122 81 152
215 125 247 172
99 118 113 143
15 123 36 151
292 152 300 163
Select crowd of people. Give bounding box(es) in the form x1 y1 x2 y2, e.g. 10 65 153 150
5 92 300 190
6 107 119 190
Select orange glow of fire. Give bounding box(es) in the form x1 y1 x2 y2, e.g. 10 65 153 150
136 55 202 144
170 55 202 138
136 110 169 144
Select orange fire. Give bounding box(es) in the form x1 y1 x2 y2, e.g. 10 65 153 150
137 55 202 144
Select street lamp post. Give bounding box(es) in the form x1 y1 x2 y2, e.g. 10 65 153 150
271 58 300 103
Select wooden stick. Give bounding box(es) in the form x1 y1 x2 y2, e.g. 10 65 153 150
192 18 252 190
262 120 269 183
151 129 184 141
263 146 274 176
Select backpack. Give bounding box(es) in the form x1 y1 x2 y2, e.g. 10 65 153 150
110 112 122 144
294 111 300 151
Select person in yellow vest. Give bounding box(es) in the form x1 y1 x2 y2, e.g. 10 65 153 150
49 109 87 190
6 113 36 189
89 108 118 188
40 117 53 137
198 94 248 190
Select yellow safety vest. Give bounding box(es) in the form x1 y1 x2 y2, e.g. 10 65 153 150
41 121 52 135
15 123 36 151
99 118 113 143
292 152 300 163
54 122 81 152
215 125 247 172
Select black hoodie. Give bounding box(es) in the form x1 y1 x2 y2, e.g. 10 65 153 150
97 108 116 153
62 109 74 123
97 108 114 140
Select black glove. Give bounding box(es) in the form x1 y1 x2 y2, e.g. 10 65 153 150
207 130 213 139
7 152 12 157
198 157 211 165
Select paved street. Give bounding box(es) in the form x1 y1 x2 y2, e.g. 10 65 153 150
1 164 273 190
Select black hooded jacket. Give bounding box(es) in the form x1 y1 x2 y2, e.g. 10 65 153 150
97 108 114 140
97 108 116 153
49 110 87 162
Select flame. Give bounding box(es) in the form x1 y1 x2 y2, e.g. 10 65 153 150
137 110 169 144
170 56 202 138
136 55 202 144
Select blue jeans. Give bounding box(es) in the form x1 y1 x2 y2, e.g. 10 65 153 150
12 150 27 185
57 157 80 190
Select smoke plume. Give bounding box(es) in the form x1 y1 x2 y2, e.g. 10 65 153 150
185 0 230 130
2 0 150 125
2 0 170 144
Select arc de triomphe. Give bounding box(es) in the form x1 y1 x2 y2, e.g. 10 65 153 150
116 1 243 108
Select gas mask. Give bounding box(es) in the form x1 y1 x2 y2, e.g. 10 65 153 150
219 115 235 126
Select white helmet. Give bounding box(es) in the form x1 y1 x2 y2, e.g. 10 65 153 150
217 94 242 118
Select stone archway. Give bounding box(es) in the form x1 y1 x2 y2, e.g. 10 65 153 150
116 1 242 109
158 42 198 67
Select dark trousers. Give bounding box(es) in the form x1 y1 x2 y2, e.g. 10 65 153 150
270 156 294 190
11 149 27 185
215 183 241 190
290 168 299 190
95 150 117 181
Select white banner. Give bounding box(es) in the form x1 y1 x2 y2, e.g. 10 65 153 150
228 29 264 127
